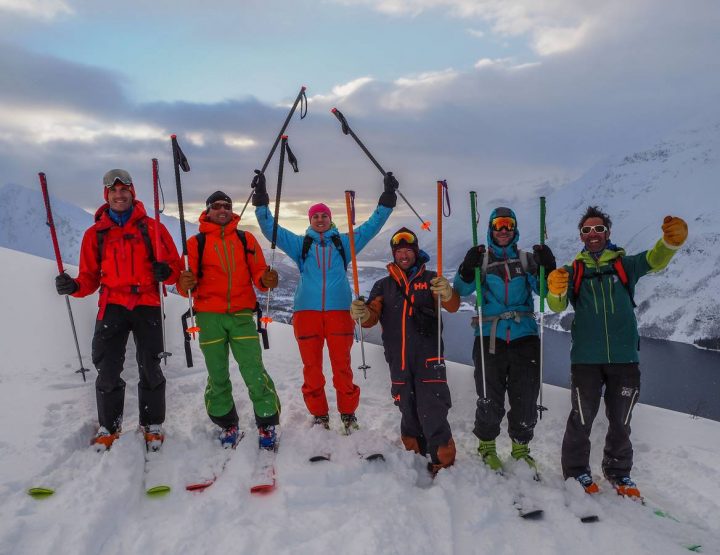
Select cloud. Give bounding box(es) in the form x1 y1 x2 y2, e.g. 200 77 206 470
0 0 72 19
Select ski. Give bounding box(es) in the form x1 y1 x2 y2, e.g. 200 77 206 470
185 431 245 492
144 447 171 497
309 452 385 463
513 498 544 520
250 447 277 494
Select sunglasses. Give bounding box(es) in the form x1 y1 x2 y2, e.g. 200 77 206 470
580 224 608 234
491 216 516 232
391 231 417 245
103 169 133 188
209 201 232 211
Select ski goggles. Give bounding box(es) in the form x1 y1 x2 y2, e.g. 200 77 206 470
103 169 133 188
209 201 232 211
490 216 516 232
580 224 608 234
391 231 417 246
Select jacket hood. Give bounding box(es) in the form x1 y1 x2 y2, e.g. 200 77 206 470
94 199 146 229
304 224 340 242
487 206 520 257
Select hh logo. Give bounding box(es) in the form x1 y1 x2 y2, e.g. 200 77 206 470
414 282 428 291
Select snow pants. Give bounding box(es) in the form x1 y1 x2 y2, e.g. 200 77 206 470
472 335 540 444
292 310 359 416
388 341 453 465
561 363 640 479
197 311 280 428
91 304 166 433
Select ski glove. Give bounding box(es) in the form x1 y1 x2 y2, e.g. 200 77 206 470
261 268 279 289
178 270 197 292
547 268 569 296
662 215 688 248
350 299 370 323
430 276 453 302
532 244 557 273
251 170 270 207
55 272 78 295
458 245 486 282
152 261 172 282
378 172 399 208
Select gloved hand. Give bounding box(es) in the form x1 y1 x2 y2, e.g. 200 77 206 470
430 276 453 302
350 299 370 323
458 245 486 282
261 268 279 289
251 170 269 207
532 244 557 273
378 172 399 208
178 270 197 292
547 268 569 296
662 215 688 247
55 272 78 295
152 261 172 282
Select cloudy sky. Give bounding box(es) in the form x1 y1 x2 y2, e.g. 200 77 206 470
1 0 719 232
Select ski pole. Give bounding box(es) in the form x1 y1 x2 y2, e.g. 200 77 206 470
330 107 431 231
239 86 307 220
260 135 288 331
170 134 200 350
345 190 370 379
39 172 90 382
435 180 449 371
537 196 548 419
152 158 172 365
470 191 487 400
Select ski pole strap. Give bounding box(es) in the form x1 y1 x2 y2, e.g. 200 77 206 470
286 141 299 173
181 308 194 367
482 311 534 354
171 134 191 254
440 180 451 217
254 302 270 350
348 190 356 225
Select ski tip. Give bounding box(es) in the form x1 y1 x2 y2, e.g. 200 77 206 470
250 483 276 495
580 515 600 523
186 481 214 492
27 487 55 499
146 485 171 497
518 509 544 520
309 455 331 463
364 453 385 462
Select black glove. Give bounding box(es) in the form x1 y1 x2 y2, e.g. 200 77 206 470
251 170 269 207
152 261 172 282
378 171 399 208
458 245 485 282
532 244 556 273
55 272 78 295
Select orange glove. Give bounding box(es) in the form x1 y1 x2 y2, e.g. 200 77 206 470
547 268 569 296
178 270 197 292
662 216 688 247
261 268 279 289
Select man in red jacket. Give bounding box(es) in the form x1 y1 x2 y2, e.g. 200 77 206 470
55 169 181 451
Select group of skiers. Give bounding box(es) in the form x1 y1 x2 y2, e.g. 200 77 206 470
54 167 688 496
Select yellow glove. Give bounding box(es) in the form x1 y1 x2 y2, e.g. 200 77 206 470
261 268 279 289
662 215 688 247
547 268 569 296
178 270 197 292
430 276 453 302
350 299 370 323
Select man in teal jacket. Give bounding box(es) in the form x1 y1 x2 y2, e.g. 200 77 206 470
253 173 396 432
547 206 688 497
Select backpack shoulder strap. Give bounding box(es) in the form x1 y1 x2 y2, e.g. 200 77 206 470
517 248 530 274
136 218 156 263
613 257 636 307
330 235 348 269
300 235 314 262
96 228 109 266
195 232 206 278
481 249 490 282
572 259 584 297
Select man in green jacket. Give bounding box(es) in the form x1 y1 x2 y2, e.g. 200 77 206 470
547 206 688 498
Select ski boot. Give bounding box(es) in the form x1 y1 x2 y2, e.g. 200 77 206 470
312 414 331 430
511 441 539 480
340 413 359 435
575 473 600 494
258 424 278 452
605 475 642 500
219 425 241 449
143 424 164 452
478 440 503 473
93 426 120 452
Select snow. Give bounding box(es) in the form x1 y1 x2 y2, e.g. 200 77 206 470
1 246 719 555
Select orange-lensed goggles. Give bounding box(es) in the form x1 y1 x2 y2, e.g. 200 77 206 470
391 231 417 245
490 216 516 231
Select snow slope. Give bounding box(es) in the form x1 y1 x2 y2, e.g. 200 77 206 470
1 247 719 555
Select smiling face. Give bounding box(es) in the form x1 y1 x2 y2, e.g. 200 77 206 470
106 184 133 213
393 247 417 271
206 201 233 225
580 216 610 253
491 228 515 247
310 212 331 233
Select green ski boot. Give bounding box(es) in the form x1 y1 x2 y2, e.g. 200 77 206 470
511 441 539 479
478 440 503 473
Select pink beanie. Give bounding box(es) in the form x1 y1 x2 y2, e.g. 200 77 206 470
308 203 332 221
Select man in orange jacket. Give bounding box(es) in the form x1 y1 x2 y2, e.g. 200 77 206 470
178 191 281 450
55 169 181 451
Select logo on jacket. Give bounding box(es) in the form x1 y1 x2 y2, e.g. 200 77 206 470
414 282 428 290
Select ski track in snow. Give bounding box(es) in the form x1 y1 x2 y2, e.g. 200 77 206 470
1 247 719 555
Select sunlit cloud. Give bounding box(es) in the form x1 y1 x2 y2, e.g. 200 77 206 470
309 77 375 105
466 28 485 38
223 135 257 149
0 0 72 19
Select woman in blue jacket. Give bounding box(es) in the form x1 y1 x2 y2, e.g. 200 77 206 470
253 175 397 432
454 207 556 474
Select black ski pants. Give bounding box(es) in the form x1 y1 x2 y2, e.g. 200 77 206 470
472 335 540 444
388 342 452 464
561 363 640 479
91 304 166 433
